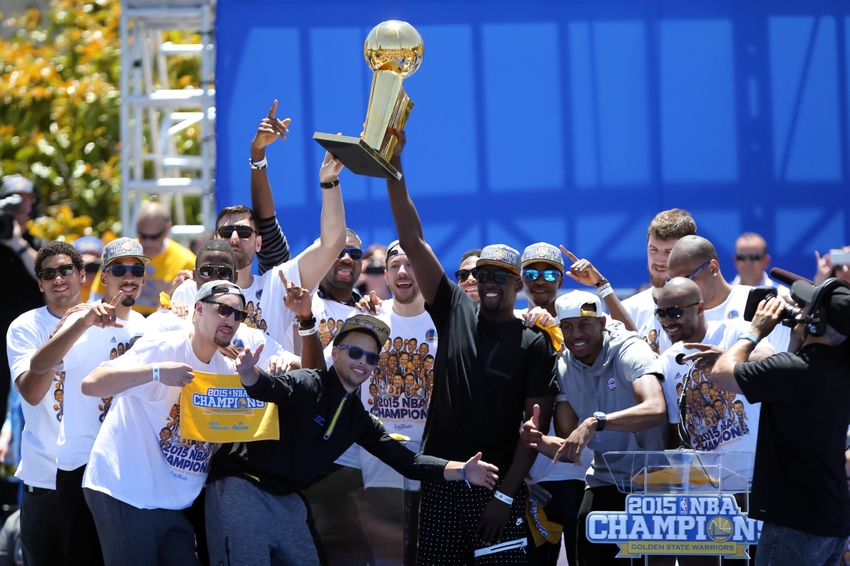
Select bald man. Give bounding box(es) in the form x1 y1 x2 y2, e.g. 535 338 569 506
654 277 773 564
666 235 790 354
91 202 195 315
731 232 790 301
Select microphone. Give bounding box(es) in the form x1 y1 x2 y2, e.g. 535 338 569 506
770 267 813 287
675 353 695 450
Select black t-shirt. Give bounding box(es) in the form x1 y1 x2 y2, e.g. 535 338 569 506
735 344 850 537
422 274 558 474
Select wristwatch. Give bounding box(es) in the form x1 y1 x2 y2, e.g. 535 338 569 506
593 411 607 431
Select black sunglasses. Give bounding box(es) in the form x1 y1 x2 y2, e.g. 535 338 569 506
336 344 380 365
105 264 146 278
202 300 247 322
471 268 516 285
217 225 255 239
654 302 700 321
38 264 78 281
455 269 475 283
735 253 764 262
523 269 561 282
338 247 363 260
138 228 167 240
84 261 101 274
198 265 234 280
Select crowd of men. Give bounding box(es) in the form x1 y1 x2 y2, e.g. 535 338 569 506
2 103 850 566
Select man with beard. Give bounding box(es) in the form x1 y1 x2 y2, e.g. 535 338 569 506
666 235 790 353
654 278 772 566
30 238 149 565
522 291 667 566
622 209 697 355
353 239 439 565
7 241 89 565
385 130 558 564
80 281 251 565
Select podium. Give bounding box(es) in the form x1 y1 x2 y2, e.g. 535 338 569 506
586 450 759 563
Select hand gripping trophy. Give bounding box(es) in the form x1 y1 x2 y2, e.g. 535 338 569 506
313 20 423 180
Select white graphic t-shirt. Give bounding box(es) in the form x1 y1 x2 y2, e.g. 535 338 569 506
622 288 670 355
82 331 235 510
6 307 65 489
658 320 771 480
358 299 437 490
55 309 146 471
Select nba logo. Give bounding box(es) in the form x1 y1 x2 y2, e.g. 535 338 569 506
679 497 689 515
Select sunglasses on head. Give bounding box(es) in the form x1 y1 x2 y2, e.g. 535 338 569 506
523 268 561 282
38 264 78 281
105 264 146 278
471 268 516 285
198 265 234 280
654 302 700 321
338 247 363 260
735 253 764 262
666 259 711 284
202 300 247 322
84 261 101 274
138 228 167 240
455 269 474 283
336 344 380 365
217 225 255 239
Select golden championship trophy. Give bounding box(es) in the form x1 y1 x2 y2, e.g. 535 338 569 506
313 20 423 180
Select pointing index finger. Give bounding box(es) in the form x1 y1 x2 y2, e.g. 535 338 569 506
559 246 579 263
268 99 278 119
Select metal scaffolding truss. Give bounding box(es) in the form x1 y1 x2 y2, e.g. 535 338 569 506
119 0 216 239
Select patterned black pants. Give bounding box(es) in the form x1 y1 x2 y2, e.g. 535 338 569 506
418 480 531 565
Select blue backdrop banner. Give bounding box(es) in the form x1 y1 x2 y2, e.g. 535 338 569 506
216 0 850 289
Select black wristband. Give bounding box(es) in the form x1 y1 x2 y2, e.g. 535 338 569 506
594 277 609 288
297 315 317 330
320 179 340 189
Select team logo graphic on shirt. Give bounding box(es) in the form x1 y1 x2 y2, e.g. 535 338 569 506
242 300 268 332
53 371 65 422
159 401 214 477
680 366 749 451
190 387 266 415
319 317 347 347
367 334 435 421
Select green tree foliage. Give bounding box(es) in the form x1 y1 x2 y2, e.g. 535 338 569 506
0 0 202 240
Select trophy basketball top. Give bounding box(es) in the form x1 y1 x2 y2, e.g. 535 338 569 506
364 20 423 78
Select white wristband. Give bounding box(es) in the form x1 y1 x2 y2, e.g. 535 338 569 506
152 364 161 382
494 490 514 506
249 156 268 170
298 325 318 336
597 283 614 299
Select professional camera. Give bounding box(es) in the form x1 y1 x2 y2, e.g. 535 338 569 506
744 276 850 336
0 194 23 241
743 287 802 325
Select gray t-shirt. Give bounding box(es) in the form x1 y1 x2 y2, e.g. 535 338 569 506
558 320 667 488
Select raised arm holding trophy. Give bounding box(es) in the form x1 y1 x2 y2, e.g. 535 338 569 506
313 20 423 180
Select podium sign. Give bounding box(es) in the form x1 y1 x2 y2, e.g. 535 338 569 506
587 493 759 559
587 450 760 560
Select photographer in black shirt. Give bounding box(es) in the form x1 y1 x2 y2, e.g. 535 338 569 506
712 278 850 566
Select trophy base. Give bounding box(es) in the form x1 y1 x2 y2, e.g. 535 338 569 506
313 133 402 180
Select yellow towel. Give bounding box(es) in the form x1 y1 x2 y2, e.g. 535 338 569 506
535 319 564 352
180 371 280 442
527 499 563 547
